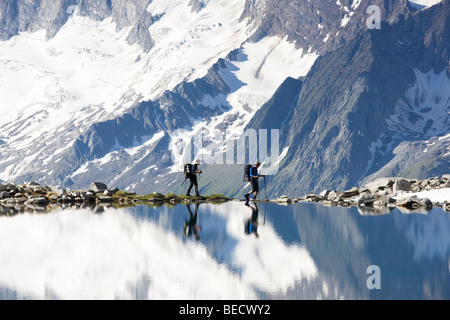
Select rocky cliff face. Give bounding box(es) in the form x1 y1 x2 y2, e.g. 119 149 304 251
255 0 450 197
0 0 159 51
241 0 416 54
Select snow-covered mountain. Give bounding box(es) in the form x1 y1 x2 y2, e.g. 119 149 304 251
248 0 450 197
0 0 447 197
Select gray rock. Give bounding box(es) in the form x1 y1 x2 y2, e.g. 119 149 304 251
357 193 395 207
51 188 67 195
393 178 412 193
396 196 432 209
327 191 342 199
108 188 119 195
444 203 450 212
0 191 10 199
319 190 331 198
342 187 359 198
365 178 395 194
90 182 108 193
357 194 376 207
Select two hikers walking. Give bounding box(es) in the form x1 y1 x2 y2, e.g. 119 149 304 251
183 160 264 201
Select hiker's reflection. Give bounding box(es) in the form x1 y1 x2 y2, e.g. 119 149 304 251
244 201 259 238
184 203 201 241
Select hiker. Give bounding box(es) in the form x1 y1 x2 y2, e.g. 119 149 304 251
185 159 202 197
184 203 201 241
244 201 259 237
244 161 264 201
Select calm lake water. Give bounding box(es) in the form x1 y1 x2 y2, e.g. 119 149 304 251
0 201 449 300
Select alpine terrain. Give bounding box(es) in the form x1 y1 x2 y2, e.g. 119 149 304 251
0 0 448 198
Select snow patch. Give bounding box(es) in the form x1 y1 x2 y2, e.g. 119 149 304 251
386 69 450 138
408 0 443 10
394 188 450 203
168 36 318 172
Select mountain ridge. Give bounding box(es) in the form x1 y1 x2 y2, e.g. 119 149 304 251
0 0 448 198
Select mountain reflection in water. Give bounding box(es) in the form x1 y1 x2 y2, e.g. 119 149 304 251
0 201 448 300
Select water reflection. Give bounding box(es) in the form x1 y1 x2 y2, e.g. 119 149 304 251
0 201 448 300
244 202 259 237
183 203 201 241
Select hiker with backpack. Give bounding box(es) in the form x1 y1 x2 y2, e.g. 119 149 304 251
184 159 202 197
244 161 264 201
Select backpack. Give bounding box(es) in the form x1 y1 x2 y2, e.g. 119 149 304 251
184 163 193 178
243 164 252 181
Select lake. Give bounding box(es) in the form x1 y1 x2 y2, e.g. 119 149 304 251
0 201 449 300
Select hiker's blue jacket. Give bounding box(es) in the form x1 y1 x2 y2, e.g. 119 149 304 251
250 167 258 179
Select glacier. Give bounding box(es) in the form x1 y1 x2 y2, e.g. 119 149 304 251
0 0 318 192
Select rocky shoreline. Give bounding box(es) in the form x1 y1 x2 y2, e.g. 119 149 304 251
291 175 450 213
0 181 230 214
1 176 449 214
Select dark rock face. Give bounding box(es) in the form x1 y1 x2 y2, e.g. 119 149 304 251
240 0 416 54
246 77 304 133
0 0 75 40
253 0 450 197
0 0 159 51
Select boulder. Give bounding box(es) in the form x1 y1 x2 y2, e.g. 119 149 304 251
393 178 411 193
0 191 10 199
342 187 359 198
320 190 331 199
396 196 432 209
365 178 394 193
357 194 395 207
51 188 67 195
27 181 41 187
109 188 119 195
357 194 376 206
444 202 450 212
90 182 108 193
276 195 292 203
327 190 342 199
